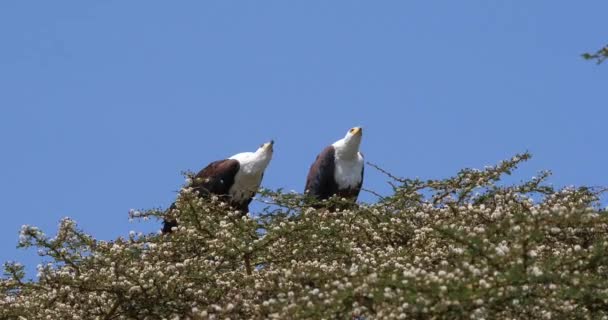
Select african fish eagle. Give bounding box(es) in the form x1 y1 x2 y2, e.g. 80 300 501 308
162 140 274 233
304 127 364 205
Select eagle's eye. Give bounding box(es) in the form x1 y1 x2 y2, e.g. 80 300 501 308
260 144 264 148
349 128 355 133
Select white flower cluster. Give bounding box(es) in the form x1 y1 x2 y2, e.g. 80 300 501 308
2 153 608 319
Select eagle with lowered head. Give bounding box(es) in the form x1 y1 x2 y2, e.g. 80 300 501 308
305 127 364 207
163 140 274 233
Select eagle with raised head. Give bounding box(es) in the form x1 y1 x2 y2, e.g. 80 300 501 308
163 140 274 233
305 127 364 206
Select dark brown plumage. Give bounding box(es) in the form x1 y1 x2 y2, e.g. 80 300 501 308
162 159 244 234
162 141 274 234
304 146 364 205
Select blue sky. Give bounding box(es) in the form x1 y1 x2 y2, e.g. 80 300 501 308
1 2 606 276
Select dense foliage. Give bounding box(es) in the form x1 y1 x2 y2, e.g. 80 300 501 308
2 153 607 319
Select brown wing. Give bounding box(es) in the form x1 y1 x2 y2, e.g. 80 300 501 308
190 159 240 197
162 159 240 234
304 146 339 200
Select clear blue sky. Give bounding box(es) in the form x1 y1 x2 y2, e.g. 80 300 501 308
1 2 606 276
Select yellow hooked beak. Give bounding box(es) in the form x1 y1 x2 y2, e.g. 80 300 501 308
263 140 274 151
349 127 363 135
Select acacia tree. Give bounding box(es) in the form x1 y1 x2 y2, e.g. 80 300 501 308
2 153 608 319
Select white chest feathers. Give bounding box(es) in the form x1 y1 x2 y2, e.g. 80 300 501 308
229 169 263 202
224 145 272 205
228 152 268 202
333 152 364 189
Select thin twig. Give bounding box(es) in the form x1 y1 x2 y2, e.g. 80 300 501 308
366 162 406 183
362 187 385 201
